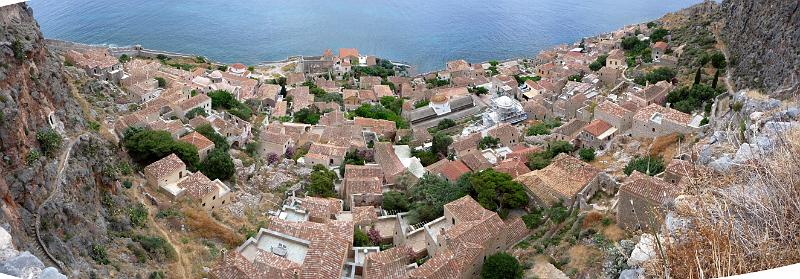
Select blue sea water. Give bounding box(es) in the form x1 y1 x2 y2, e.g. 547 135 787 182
30 0 700 72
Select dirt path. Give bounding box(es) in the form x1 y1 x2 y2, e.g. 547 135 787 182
132 187 190 279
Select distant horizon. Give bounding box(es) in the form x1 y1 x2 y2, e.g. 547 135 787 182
30 0 701 72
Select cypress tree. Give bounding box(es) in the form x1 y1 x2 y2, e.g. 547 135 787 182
694 67 702 85
712 69 720 89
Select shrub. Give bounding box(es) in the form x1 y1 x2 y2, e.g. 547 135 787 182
129 203 148 228
354 228 371 247
481 252 524 279
133 235 177 262
185 107 207 119
436 119 456 131
624 155 665 176
198 148 235 181
700 117 709 126
118 54 130 63
26 150 40 166
122 128 199 170
414 99 430 108
478 136 500 149
527 123 551 136
12 39 24 61
294 106 321 125
36 129 63 157
382 191 409 212
522 210 544 229
732 101 743 112
710 52 727 69
634 67 676 86
579 148 596 162
90 244 110 265
154 77 166 88
122 180 133 189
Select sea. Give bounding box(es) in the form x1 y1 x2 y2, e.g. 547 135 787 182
29 0 701 73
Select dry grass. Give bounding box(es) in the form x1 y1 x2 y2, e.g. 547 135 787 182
182 207 242 248
657 129 800 278
565 244 603 273
602 225 627 242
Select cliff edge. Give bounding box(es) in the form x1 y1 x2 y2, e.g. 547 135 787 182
721 0 800 98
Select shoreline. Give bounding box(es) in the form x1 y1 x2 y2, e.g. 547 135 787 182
43 15 661 78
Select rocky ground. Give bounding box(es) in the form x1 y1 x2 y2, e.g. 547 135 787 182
0 226 65 279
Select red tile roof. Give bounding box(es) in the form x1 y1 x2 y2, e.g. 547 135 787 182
583 119 614 137
179 131 215 151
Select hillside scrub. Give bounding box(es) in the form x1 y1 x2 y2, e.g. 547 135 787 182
659 130 800 278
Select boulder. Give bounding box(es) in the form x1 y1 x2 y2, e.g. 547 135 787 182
618 268 644 279
627 234 658 267
0 251 45 277
710 155 733 172
38 267 67 279
733 144 754 163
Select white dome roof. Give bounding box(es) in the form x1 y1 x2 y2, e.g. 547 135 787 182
209 70 223 79
495 96 514 109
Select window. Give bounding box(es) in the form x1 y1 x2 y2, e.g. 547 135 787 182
451 218 455 225
212 195 216 200
202 203 206 207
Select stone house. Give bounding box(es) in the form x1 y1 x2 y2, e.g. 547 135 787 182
360 76 382 90
177 172 233 212
179 131 215 161
577 119 617 150
652 41 668 61
594 100 635 132
633 80 673 106
487 123 522 148
64 49 124 83
629 103 696 138
606 49 626 70
374 142 406 185
253 83 281 109
175 94 212 120
617 171 683 231
552 118 587 142
514 153 615 209
598 67 621 86
144 154 189 192
451 133 482 157
288 86 313 112
259 131 292 158
305 142 348 167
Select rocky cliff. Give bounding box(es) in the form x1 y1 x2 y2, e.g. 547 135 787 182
721 0 800 98
0 4 149 278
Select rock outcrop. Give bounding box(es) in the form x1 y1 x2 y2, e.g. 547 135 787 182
0 225 66 279
0 4 152 277
721 0 800 98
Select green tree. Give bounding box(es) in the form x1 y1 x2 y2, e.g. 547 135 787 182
624 156 666 176
208 90 237 109
294 106 321 125
579 148 596 162
307 164 336 198
414 99 430 108
194 124 230 150
185 107 207 119
480 252 524 279
478 136 500 149
650 28 669 42
526 123 551 136
408 174 466 223
155 77 166 88
119 54 131 63
694 67 702 85
467 170 528 215
382 191 409 212
710 52 727 69
198 148 235 180
436 119 456 131
122 129 199 170
354 228 371 247
431 132 452 157
36 129 63 157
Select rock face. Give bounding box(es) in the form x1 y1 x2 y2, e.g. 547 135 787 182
0 226 66 279
722 0 800 98
0 4 146 277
